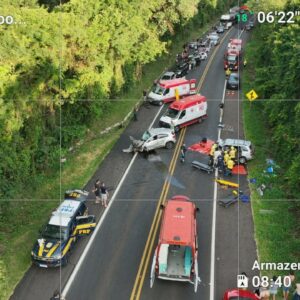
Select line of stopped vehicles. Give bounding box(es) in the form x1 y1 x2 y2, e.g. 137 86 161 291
30 6 258 300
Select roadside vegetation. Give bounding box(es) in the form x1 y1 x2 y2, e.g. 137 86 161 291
0 0 235 298
243 0 300 290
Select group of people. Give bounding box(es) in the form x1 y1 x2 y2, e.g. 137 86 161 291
210 142 236 176
93 179 109 207
241 271 299 300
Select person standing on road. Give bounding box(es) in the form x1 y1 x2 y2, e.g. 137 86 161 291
229 146 237 161
213 147 222 167
217 154 225 173
283 271 295 300
226 158 234 176
50 291 65 300
133 105 138 121
269 276 279 300
170 119 175 132
224 151 230 166
292 283 300 300
225 68 231 78
180 143 187 163
93 179 101 204
100 182 109 208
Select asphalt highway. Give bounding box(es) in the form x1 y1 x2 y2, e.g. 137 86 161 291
11 22 258 300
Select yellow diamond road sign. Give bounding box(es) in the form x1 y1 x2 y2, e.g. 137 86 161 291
246 89 258 101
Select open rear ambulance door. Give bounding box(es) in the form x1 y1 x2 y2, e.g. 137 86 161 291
193 259 200 293
150 252 156 288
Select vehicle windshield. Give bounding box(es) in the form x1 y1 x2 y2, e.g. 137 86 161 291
142 130 151 141
228 55 237 62
161 74 171 80
42 224 69 240
151 84 165 95
165 108 180 118
229 74 238 82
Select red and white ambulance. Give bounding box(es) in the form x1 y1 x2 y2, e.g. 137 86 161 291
148 78 196 105
159 94 207 132
227 38 243 53
150 195 200 292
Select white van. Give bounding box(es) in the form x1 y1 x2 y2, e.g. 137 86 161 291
148 78 196 105
159 94 207 132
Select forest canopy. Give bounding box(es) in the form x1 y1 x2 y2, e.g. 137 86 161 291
0 0 230 198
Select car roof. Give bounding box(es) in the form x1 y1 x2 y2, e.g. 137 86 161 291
162 71 175 76
220 139 251 147
148 128 173 135
229 73 239 78
159 196 195 246
49 199 82 227
224 289 258 299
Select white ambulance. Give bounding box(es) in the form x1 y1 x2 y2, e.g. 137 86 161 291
148 78 196 105
159 94 207 132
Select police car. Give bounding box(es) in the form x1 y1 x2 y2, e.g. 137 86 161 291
31 190 96 268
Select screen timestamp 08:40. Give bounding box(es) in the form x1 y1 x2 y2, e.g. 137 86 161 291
251 275 292 288
257 11 300 24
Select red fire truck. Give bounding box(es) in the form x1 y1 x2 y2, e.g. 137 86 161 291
224 49 241 71
150 195 200 292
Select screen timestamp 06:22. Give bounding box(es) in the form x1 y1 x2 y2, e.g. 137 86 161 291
257 11 300 24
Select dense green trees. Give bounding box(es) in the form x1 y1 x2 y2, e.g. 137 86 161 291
0 0 231 198
246 0 300 197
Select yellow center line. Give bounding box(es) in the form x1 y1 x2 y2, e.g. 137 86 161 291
130 129 185 300
130 26 234 300
135 128 186 299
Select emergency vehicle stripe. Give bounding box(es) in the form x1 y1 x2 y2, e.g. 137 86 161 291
62 237 75 256
46 243 60 258
38 241 45 257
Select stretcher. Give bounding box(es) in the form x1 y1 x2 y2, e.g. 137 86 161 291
218 195 238 207
215 179 239 188
192 160 214 174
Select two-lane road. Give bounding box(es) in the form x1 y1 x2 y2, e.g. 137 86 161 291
11 22 258 300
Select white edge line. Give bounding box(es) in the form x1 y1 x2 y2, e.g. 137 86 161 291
62 104 165 298
209 79 227 300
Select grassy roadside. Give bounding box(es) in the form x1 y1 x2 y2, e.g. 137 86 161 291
242 30 300 295
0 17 219 300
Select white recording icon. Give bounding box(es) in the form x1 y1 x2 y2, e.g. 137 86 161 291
237 274 249 288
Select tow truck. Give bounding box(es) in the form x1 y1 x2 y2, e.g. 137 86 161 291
150 195 201 292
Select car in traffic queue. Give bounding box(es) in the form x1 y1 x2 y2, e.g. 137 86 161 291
160 71 176 81
188 52 201 68
227 73 240 90
245 24 251 31
150 195 200 292
208 32 220 46
31 190 96 268
223 289 259 300
216 25 225 33
175 62 190 78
